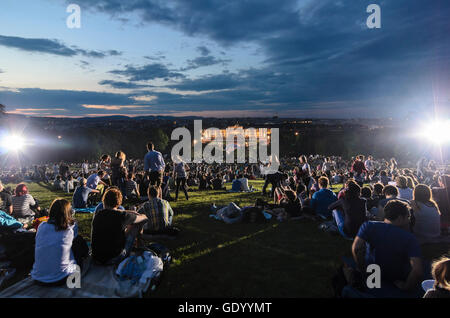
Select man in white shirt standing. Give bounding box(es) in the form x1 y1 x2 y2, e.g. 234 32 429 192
81 160 89 178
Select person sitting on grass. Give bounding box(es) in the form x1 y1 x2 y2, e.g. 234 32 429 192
31 199 86 286
53 175 65 191
0 180 13 215
409 184 441 242
367 183 384 213
86 170 108 194
237 174 252 192
231 175 242 192
125 172 140 201
345 200 423 298
328 181 367 239
72 178 100 209
397 176 413 201
423 256 450 298
212 173 226 191
138 186 178 236
91 187 148 265
12 183 43 224
310 176 337 219
376 185 409 220
432 175 450 236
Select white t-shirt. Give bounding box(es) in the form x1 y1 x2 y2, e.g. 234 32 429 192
31 222 78 283
238 178 250 192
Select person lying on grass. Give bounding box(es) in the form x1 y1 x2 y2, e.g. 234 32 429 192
91 187 148 265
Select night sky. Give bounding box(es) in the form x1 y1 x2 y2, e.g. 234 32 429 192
0 0 448 118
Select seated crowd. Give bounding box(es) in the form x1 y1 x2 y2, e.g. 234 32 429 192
0 150 449 298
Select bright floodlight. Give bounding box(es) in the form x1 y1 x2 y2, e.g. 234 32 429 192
1 135 26 152
420 120 450 145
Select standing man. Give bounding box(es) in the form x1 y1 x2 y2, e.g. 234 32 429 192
144 142 166 189
81 160 89 178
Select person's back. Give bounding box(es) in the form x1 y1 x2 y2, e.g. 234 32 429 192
31 199 78 285
339 197 367 237
311 188 337 218
398 187 413 201
144 150 164 172
413 202 441 240
91 208 136 264
72 185 92 209
239 177 250 191
12 193 36 219
125 179 138 197
358 221 420 283
231 178 242 192
31 221 77 283
139 196 173 232
212 176 224 190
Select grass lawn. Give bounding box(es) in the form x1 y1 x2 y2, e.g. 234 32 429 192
3 181 449 298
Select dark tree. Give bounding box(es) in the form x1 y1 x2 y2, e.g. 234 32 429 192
0 103 5 115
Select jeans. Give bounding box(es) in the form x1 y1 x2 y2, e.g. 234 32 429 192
175 177 188 200
332 210 353 240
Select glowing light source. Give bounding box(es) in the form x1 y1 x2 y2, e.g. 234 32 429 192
420 120 450 145
1 134 26 152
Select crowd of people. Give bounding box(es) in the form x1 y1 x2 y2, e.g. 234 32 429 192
0 143 449 298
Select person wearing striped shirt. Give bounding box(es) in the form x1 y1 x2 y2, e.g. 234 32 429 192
138 186 174 234
12 184 42 223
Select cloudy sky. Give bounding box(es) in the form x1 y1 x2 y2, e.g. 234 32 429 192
0 0 448 118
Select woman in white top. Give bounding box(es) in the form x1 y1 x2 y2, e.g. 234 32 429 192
31 199 79 285
410 184 441 242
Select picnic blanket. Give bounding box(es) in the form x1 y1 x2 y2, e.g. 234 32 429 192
73 207 96 214
0 255 163 298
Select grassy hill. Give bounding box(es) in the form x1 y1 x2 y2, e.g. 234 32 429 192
3 181 449 297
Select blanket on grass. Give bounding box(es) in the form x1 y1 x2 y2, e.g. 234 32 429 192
0 255 163 298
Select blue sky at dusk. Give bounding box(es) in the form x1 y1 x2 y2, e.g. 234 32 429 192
0 0 448 118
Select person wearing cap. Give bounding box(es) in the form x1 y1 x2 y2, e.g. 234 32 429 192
72 178 99 209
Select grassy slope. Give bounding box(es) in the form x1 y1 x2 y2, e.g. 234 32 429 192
4 181 449 298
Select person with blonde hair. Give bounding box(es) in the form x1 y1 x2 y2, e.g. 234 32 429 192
410 184 441 241
424 257 450 298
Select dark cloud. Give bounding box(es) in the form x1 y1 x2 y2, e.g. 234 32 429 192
109 63 185 81
197 46 211 56
181 55 230 71
98 80 152 89
0 34 122 58
16 0 450 117
168 73 240 91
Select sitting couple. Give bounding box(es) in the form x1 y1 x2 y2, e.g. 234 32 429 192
31 186 177 286
92 185 178 265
